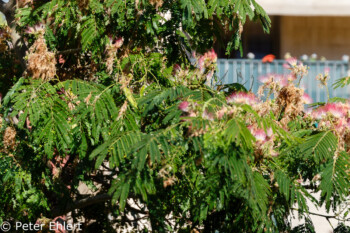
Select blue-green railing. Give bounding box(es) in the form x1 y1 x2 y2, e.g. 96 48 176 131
216 59 350 103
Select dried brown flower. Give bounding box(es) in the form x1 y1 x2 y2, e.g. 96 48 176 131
3 127 16 151
77 0 89 11
27 33 57 81
0 26 11 53
84 92 92 104
276 84 304 125
106 37 123 74
17 0 33 8
163 176 176 188
149 0 163 10
106 52 115 74
254 101 278 117
64 90 79 111
117 100 128 120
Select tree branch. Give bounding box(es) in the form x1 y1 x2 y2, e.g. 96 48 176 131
126 201 148 215
292 207 350 222
67 193 111 211
57 48 81 55
0 0 16 21
0 0 27 70
52 193 112 217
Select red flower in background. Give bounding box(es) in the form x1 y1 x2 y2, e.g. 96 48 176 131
262 54 275 63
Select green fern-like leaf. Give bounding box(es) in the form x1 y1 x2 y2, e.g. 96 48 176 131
130 129 174 170
81 17 101 50
298 131 337 163
333 76 350 89
319 151 350 211
89 131 142 169
223 118 255 149
9 80 73 157
139 85 191 115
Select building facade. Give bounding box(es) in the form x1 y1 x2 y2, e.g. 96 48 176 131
240 0 350 60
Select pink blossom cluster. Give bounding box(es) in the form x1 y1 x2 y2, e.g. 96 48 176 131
259 73 295 88
179 101 235 121
257 73 298 98
308 102 350 151
107 36 123 50
25 23 45 34
172 49 218 86
179 100 240 137
311 102 350 120
283 57 299 69
179 101 190 112
301 93 313 104
248 125 278 157
248 126 273 142
283 57 308 77
226 92 259 105
198 49 217 72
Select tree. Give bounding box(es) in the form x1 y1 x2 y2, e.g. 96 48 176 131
0 0 349 232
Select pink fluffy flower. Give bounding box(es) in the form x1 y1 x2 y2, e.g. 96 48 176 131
253 129 267 142
286 74 297 82
334 117 347 132
216 107 227 119
312 102 347 119
275 74 289 87
25 23 45 34
202 110 214 121
258 74 273 84
248 126 274 143
226 92 258 105
115 37 123 48
58 54 66 64
108 36 124 49
283 57 299 69
179 101 190 112
324 67 330 75
325 103 347 118
311 108 327 120
206 49 217 62
198 49 217 71
302 93 313 104
259 74 290 87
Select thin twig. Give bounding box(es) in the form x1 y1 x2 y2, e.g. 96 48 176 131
57 48 81 55
292 207 350 222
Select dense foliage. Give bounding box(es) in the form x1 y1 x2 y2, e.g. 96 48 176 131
0 0 350 232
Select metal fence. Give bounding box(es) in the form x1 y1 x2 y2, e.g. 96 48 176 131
216 59 350 103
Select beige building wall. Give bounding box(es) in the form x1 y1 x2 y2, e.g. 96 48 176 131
280 16 350 60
